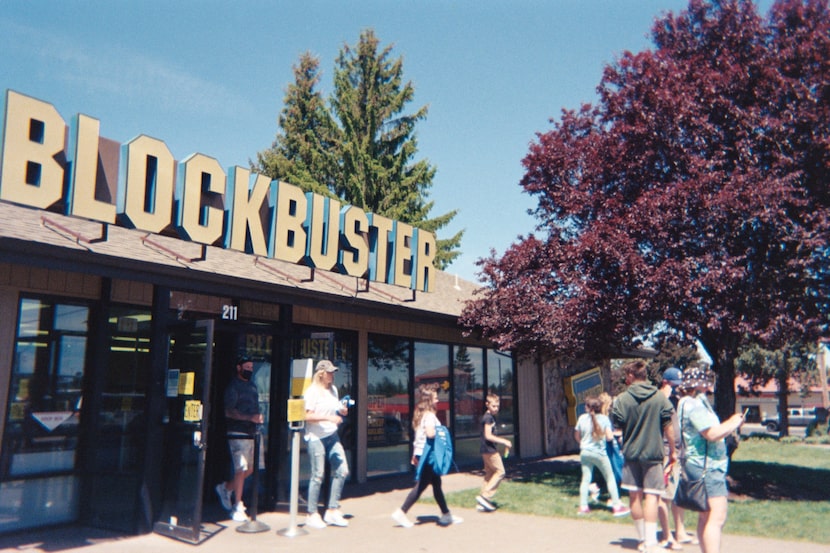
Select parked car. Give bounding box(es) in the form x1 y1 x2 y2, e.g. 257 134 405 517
761 407 816 432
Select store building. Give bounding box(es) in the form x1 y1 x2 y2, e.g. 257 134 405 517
0 89 535 540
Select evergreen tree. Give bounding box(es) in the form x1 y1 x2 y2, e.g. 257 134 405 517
255 52 338 198
256 31 463 270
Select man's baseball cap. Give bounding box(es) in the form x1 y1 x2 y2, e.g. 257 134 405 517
662 367 684 387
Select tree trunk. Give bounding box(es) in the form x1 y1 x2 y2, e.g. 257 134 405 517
701 331 739 423
776 351 790 437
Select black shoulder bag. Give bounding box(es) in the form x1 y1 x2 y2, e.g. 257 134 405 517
673 401 710 512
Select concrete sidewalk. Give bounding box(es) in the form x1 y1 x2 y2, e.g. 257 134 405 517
1 461 826 553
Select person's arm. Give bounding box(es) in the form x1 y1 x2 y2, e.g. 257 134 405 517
424 414 436 439
700 413 743 442
663 419 677 464
226 407 263 424
303 388 342 425
225 388 263 424
484 421 512 448
304 411 342 424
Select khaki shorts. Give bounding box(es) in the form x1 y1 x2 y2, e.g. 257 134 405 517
621 459 665 495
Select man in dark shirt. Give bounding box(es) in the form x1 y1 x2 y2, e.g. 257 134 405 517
215 355 263 522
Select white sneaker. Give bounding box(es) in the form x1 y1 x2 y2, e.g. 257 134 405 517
305 512 327 529
391 508 414 528
231 502 248 522
323 509 349 527
215 483 232 511
438 512 463 526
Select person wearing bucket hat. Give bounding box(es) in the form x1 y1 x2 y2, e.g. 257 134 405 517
676 366 745 553
303 359 351 529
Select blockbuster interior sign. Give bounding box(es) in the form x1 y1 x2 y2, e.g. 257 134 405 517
0 89 436 292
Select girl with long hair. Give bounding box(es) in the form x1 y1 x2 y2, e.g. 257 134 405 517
574 396 630 516
391 384 462 528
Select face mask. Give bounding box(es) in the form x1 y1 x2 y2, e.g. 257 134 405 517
240 369 253 381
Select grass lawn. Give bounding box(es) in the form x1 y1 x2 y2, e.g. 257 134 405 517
443 438 830 545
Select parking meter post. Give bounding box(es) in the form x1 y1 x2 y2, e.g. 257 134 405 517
279 361 310 539
278 426 307 537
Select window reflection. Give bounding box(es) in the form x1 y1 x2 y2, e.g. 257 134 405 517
414 342 450 425
366 335 411 476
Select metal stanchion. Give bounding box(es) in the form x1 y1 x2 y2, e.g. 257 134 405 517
278 426 307 537
236 431 270 533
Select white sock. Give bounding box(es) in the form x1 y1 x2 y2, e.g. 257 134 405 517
634 518 645 541
645 521 658 546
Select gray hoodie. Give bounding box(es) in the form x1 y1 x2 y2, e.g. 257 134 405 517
611 381 675 463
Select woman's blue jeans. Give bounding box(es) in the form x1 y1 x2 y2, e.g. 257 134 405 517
307 433 349 513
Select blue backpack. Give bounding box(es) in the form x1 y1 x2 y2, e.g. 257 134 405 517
416 424 454 479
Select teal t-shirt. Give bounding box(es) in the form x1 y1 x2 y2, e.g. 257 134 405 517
679 394 728 472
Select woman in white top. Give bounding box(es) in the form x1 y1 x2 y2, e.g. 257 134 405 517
391 384 462 528
303 359 350 529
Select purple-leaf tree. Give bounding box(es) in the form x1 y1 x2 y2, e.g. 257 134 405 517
460 0 829 420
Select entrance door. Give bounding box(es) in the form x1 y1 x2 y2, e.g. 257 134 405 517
153 319 218 544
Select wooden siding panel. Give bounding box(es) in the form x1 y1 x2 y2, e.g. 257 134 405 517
516 355 544 459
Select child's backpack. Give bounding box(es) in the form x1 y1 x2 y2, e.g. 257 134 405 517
416 424 455 479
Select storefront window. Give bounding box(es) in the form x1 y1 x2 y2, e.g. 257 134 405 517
366 335 411 476
286 329 356 488
487 350 515 442
452 346 484 467
0 297 89 532
85 306 152 532
414 342 450 427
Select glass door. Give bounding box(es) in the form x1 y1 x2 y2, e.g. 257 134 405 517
153 319 216 544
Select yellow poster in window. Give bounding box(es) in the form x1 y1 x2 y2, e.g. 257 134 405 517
184 400 203 422
178 372 195 395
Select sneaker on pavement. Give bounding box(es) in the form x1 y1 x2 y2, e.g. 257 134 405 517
305 512 327 529
215 483 232 511
612 505 631 517
438 512 463 526
391 508 414 528
231 502 248 522
475 505 486 512
323 509 349 527
577 506 591 515
475 495 496 512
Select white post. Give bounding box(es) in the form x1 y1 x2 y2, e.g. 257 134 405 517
278 428 307 537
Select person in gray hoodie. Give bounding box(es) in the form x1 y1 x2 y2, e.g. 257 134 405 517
612 360 677 553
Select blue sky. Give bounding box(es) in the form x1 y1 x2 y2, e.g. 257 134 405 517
0 1 772 283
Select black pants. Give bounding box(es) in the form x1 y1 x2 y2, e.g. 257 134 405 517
400 460 448 514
